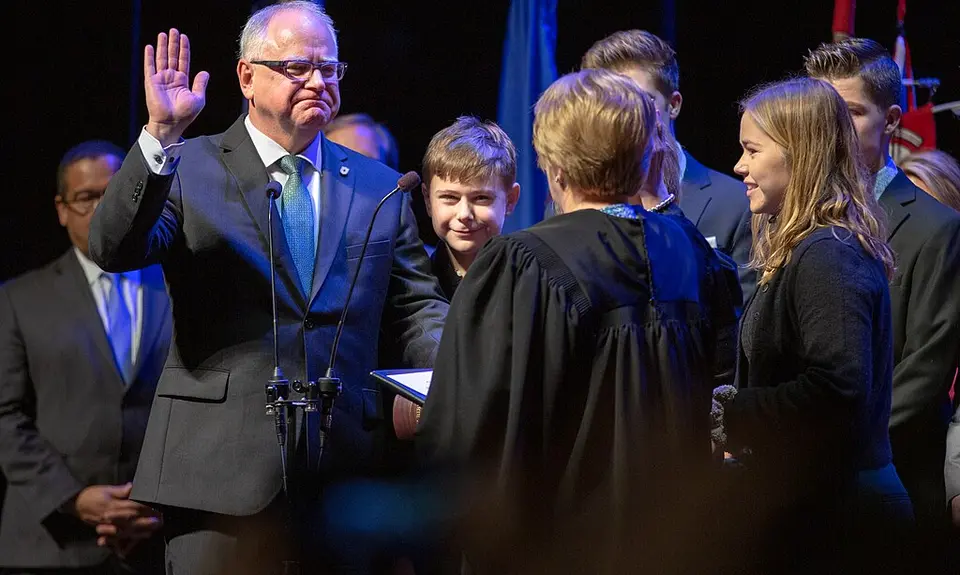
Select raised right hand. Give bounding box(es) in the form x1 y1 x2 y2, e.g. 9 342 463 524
144 28 209 147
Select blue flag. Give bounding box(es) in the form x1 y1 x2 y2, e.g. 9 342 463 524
497 0 558 233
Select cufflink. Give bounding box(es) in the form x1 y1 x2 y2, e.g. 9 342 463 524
339 166 350 177
153 154 164 165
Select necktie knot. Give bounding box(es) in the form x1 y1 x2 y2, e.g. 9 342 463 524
279 154 306 177
100 271 123 293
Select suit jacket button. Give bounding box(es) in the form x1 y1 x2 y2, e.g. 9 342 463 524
304 319 315 330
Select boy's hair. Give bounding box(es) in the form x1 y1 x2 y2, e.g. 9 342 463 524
581 30 679 96
804 37 901 109
422 116 517 191
56 140 125 198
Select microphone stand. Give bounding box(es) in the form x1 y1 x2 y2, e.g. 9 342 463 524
262 172 420 571
263 181 294 496
304 172 420 472
262 181 301 575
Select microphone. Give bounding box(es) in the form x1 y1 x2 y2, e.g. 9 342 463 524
304 171 421 472
262 180 292 495
326 170 421 377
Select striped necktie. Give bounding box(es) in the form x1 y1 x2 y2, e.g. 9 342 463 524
279 154 316 295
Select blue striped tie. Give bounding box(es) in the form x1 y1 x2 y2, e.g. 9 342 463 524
279 155 316 295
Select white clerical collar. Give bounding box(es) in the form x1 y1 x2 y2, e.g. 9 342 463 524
244 115 322 174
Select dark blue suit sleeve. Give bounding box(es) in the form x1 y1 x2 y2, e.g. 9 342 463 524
379 192 449 368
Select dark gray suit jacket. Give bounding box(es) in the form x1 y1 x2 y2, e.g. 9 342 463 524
89 116 449 516
679 151 756 304
0 251 170 568
880 170 960 525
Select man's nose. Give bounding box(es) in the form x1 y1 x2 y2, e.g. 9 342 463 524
304 67 327 90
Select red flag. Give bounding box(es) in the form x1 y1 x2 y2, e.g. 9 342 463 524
832 0 856 41
889 0 937 160
891 103 938 162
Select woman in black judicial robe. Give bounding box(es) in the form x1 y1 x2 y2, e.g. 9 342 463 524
715 78 913 573
417 69 734 574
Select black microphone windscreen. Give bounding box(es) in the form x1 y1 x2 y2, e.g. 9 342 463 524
265 180 282 199
397 171 421 193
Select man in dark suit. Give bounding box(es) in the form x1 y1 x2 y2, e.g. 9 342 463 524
88 3 448 573
807 39 960 568
0 141 171 574
581 30 756 303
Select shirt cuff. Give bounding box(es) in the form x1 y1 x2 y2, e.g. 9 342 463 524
138 127 185 175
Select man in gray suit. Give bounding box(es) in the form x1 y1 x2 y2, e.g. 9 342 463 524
88 2 448 573
0 141 171 574
581 30 756 303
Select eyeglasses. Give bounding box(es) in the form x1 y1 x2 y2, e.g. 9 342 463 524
251 60 347 82
58 191 104 216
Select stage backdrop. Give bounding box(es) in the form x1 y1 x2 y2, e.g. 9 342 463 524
3 0 957 281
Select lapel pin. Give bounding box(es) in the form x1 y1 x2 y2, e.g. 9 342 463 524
339 166 350 177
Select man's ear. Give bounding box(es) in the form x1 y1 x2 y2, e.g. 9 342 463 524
668 91 683 121
55 196 68 227
238 60 255 101
883 104 903 135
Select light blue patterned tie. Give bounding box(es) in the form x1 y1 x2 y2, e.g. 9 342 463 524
103 273 134 385
279 155 316 295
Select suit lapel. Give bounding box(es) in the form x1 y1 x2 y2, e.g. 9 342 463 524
309 136 356 303
128 265 170 393
221 116 307 307
679 150 712 226
879 170 916 241
56 251 125 390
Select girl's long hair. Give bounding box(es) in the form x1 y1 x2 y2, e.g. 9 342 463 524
742 78 895 283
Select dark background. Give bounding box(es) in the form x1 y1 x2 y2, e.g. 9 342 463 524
4 0 957 281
